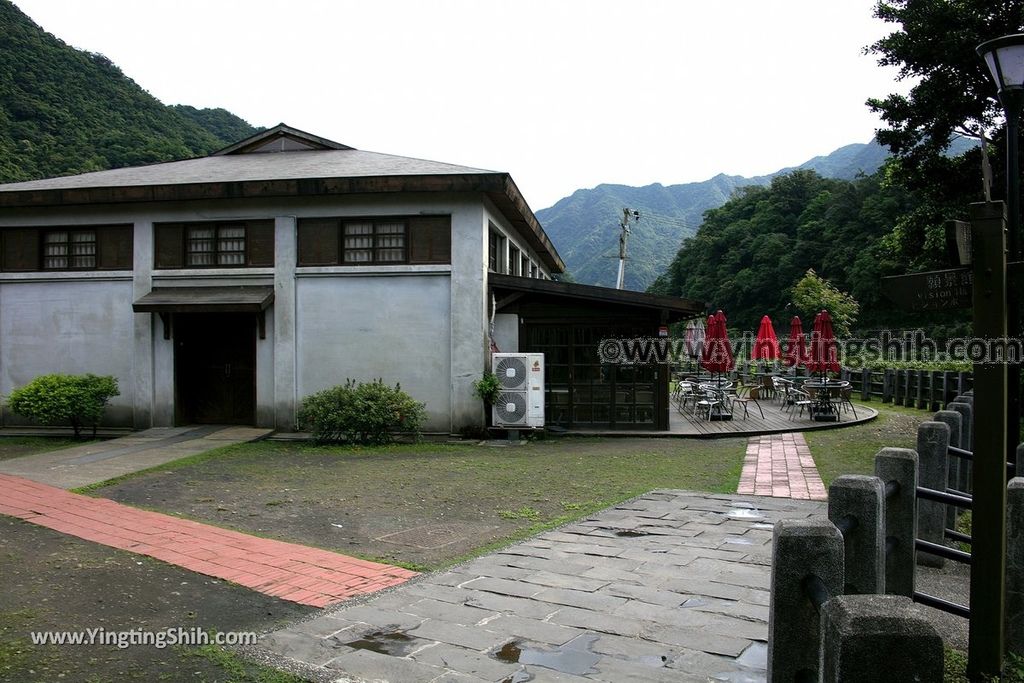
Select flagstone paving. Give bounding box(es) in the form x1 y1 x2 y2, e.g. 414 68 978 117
0 473 416 608
256 490 824 683
737 432 827 500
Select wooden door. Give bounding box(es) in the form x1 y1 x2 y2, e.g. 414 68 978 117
175 314 256 425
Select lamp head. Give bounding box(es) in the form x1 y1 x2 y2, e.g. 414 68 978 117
977 34 1024 94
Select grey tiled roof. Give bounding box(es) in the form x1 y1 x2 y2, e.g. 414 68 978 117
0 149 498 192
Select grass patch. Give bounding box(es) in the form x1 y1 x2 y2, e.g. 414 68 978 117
804 402 932 487
182 642 308 683
91 436 747 570
943 649 1024 683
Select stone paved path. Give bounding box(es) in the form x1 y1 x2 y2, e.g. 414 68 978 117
256 490 823 683
0 425 273 489
737 432 827 500
0 473 416 608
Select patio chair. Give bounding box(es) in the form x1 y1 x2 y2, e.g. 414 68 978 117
787 388 814 420
759 374 776 401
731 385 765 419
694 388 724 421
838 384 858 418
675 381 697 414
773 377 794 405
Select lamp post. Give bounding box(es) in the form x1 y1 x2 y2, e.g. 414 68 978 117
973 33 1024 680
978 34 1024 482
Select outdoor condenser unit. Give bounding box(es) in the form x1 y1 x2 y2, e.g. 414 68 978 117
491 353 545 428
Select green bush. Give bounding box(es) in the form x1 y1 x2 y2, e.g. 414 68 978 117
472 372 501 405
297 379 426 445
6 373 119 438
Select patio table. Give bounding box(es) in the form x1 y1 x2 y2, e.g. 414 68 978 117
800 379 848 421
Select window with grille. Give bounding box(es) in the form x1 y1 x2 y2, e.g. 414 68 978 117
343 221 406 264
43 230 97 270
186 224 246 266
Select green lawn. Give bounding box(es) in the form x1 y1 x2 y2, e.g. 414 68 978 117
804 402 934 487
89 436 747 570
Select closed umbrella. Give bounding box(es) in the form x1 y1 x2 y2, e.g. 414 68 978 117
807 310 840 379
684 317 705 362
701 309 735 382
783 316 809 369
751 315 780 363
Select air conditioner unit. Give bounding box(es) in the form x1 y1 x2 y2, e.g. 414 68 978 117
492 352 544 428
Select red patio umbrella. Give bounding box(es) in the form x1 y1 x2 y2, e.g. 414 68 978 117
783 316 809 368
751 315 780 362
701 310 735 378
807 310 840 378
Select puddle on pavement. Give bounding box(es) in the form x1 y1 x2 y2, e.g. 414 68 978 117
735 642 768 669
722 536 755 545
709 641 768 682
614 530 648 537
725 508 766 521
343 630 418 657
492 633 671 676
681 597 709 608
492 635 600 675
750 522 775 530
500 669 533 683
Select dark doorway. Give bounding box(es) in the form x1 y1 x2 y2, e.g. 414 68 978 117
174 313 256 425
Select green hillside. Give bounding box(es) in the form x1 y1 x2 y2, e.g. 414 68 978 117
0 0 258 183
539 138 974 290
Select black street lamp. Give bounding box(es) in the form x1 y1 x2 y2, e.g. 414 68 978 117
978 35 1024 470
978 34 1024 263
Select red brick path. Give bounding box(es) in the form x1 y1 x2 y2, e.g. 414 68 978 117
0 473 415 608
737 432 828 500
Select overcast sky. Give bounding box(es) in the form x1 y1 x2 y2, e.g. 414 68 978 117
12 0 909 209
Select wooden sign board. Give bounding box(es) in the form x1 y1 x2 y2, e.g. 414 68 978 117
882 267 973 312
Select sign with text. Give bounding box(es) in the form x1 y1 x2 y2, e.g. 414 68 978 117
882 267 973 312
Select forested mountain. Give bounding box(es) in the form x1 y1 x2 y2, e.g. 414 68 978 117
646 167 972 335
539 138 973 290
0 0 258 183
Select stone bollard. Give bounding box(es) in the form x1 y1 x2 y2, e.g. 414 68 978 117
768 519 844 683
829 475 885 595
947 400 973 453
1009 478 1024 657
875 448 918 598
820 595 944 682
917 421 950 568
934 409 964 530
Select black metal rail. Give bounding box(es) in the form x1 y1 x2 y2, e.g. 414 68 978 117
913 591 970 619
916 538 972 564
916 486 973 509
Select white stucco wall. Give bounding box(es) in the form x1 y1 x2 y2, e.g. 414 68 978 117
0 192 514 432
295 273 452 431
0 275 136 426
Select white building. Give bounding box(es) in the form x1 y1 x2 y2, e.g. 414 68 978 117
0 125 699 433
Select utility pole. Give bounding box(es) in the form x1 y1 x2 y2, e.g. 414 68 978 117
616 208 640 290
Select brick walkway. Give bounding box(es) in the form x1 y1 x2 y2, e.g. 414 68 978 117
737 432 827 500
0 473 415 608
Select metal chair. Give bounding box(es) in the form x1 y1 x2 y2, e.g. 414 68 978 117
731 385 765 419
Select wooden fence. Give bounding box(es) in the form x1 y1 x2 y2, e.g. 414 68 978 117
838 368 973 410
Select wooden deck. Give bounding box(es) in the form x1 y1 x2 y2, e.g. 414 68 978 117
562 399 877 438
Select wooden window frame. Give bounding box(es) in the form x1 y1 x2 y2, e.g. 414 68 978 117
41 229 97 271
342 220 408 265
185 223 248 268
509 245 520 276
488 229 506 274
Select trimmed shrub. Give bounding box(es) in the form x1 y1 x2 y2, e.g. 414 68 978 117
6 373 120 438
297 379 426 445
